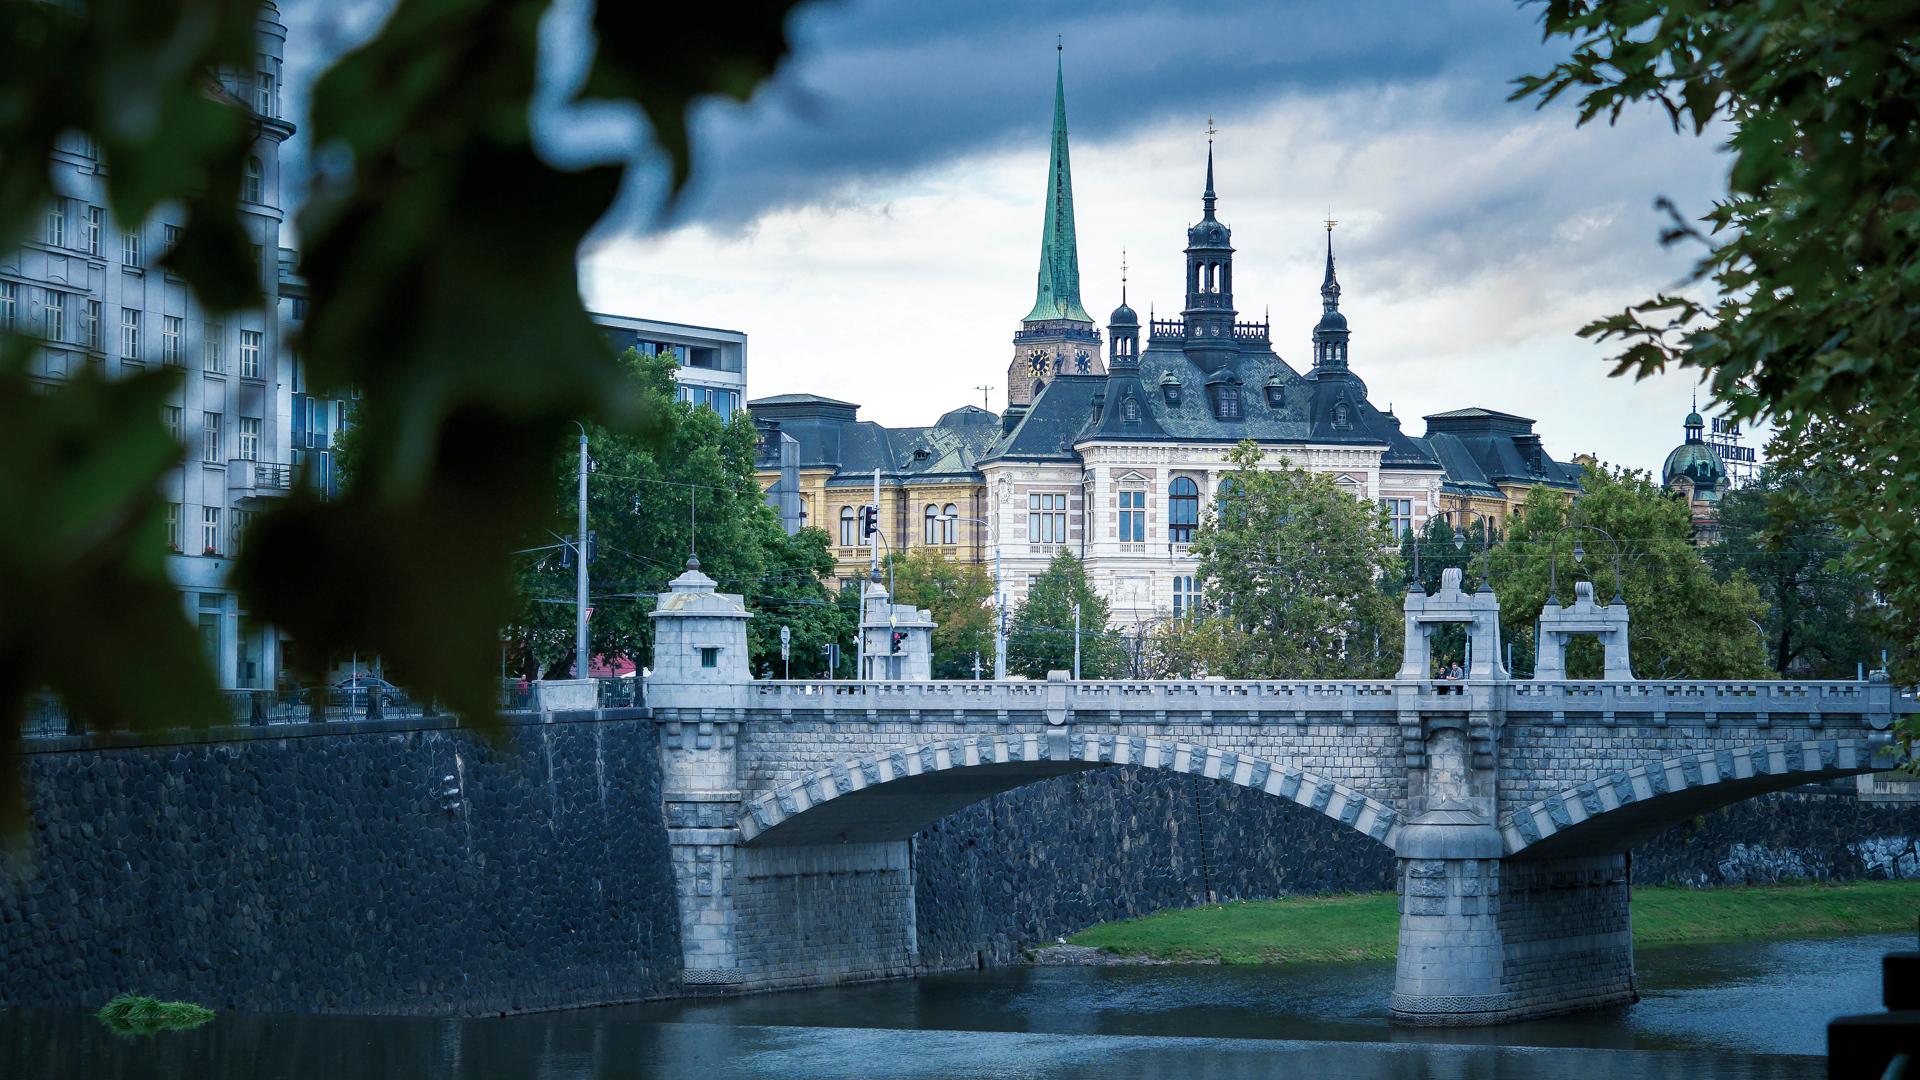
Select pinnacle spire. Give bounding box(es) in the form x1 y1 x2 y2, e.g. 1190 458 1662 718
1321 216 1341 313
1202 116 1218 219
1022 43 1090 324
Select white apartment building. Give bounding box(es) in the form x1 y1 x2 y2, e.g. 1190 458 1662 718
591 312 748 419
3 5 295 689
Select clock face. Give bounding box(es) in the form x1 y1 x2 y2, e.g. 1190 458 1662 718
1074 350 1091 373
1027 349 1048 377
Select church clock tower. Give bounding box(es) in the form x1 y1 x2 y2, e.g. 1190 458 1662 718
1006 44 1101 407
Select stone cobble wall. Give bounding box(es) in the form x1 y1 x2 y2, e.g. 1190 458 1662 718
1498 719 1851 807
1497 854 1634 1018
912 766 1397 970
1633 789 1920 885
0 715 680 1015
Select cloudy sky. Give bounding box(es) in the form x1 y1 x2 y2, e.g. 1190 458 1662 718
283 0 1743 474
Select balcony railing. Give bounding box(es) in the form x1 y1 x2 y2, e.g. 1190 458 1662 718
228 460 292 497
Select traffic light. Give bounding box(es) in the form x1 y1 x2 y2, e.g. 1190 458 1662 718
861 505 879 539
890 631 907 655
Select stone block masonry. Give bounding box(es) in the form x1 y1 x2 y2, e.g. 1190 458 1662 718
0 712 681 1015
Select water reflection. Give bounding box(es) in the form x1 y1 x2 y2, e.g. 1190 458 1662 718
1 934 1892 1079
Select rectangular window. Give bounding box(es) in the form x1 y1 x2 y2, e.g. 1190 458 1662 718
255 71 276 116
119 308 139 359
203 323 223 372
82 300 100 351
44 291 65 341
0 281 15 330
123 229 142 268
202 411 221 464
45 203 64 247
1173 575 1199 620
239 329 262 378
165 503 181 550
163 405 181 440
238 416 260 461
202 506 221 555
163 316 182 364
1027 492 1067 545
163 224 182 255
698 646 719 669
1382 498 1414 539
231 508 253 552
1118 489 1145 543
85 206 102 256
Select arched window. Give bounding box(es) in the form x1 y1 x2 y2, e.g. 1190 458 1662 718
1122 396 1140 422
942 504 958 544
924 504 940 544
1031 378 1046 399
839 506 856 547
1215 476 1242 525
243 157 264 204
1169 477 1199 543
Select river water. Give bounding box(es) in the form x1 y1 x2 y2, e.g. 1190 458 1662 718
2 934 1897 1078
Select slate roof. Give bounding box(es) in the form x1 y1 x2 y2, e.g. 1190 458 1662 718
749 396 1001 485
984 338 1442 473
1414 407 1584 498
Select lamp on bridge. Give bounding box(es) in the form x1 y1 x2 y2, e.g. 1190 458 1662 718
1547 523 1624 606
1448 508 1497 595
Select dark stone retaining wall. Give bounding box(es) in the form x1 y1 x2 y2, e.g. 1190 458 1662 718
0 713 679 1015
911 772 1920 971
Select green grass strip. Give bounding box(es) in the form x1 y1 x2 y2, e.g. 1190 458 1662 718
1067 880 1920 965
96 995 215 1036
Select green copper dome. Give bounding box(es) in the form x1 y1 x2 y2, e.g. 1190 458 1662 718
1663 442 1727 493
1023 51 1092 325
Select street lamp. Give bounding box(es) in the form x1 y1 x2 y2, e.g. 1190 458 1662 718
940 511 1004 680
1547 523 1625 606
1449 507 1498 594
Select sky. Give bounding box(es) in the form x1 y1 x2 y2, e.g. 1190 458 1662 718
280 0 1746 475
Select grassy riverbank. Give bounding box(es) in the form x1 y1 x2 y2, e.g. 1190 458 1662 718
1065 880 1920 965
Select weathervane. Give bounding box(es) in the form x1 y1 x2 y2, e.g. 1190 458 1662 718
1120 248 1128 303
1206 114 1217 144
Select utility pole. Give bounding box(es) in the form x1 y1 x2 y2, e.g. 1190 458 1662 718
574 423 589 681
1072 600 1081 679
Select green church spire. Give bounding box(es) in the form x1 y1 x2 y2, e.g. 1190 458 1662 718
1023 44 1092 325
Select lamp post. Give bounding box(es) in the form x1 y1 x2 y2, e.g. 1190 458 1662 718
940 512 1004 679
1547 523 1625 606
1448 507 1498 594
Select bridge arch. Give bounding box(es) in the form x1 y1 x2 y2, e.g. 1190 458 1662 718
739 732 1404 850
1500 736 1890 859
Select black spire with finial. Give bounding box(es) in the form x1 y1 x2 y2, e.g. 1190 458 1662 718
1311 216 1351 373
1201 115 1219 220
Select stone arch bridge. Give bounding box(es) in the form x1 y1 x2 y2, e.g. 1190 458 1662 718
647 562 1913 1025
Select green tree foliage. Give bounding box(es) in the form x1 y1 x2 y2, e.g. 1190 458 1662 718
0 0 808 824
1479 464 1770 680
1707 465 1890 678
1007 552 1125 678
1516 2 1920 681
1142 617 1235 679
503 350 846 681
1184 442 1403 679
883 549 996 679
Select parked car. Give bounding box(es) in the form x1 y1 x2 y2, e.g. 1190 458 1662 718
330 674 405 710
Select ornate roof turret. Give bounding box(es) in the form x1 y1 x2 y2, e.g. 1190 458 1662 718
1022 45 1092 325
1663 401 1728 497
1311 219 1351 374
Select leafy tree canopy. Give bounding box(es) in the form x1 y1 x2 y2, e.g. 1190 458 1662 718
1516 1 1920 680
1007 552 1126 679
1184 442 1403 679
1707 463 1891 679
883 549 996 679
1479 463 1770 680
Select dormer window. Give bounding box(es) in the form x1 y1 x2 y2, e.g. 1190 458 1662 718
1334 402 1352 429
1161 376 1182 405
1265 380 1286 408
1122 396 1140 422
1213 384 1242 421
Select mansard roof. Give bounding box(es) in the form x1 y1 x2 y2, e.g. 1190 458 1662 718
750 396 1000 485
1411 405 1584 497
983 339 1442 471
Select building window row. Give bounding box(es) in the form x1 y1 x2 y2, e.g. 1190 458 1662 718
1382 498 1414 538
1118 489 1145 543
1172 574 1199 620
